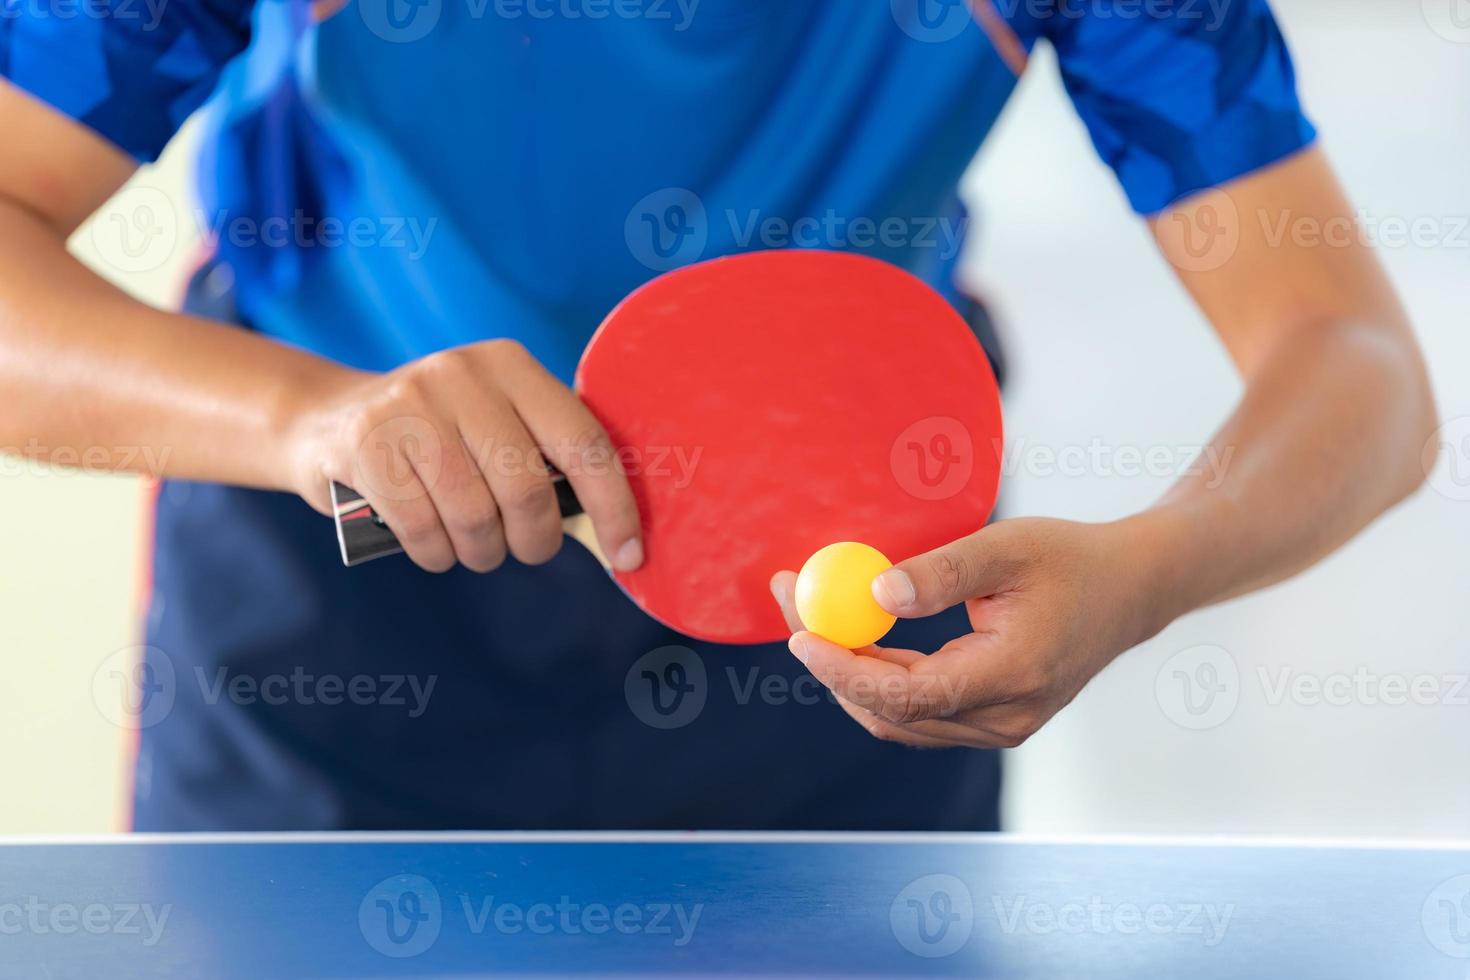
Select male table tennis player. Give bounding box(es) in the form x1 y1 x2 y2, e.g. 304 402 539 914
0 2 1435 831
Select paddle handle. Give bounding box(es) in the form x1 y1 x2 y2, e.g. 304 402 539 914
331 477 584 566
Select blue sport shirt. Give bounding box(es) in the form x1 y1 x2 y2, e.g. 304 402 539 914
3 0 1314 830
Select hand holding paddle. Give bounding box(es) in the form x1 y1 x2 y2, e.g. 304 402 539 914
294 339 644 574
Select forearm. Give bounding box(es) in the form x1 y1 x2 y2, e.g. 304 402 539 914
1121 315 1437 634
0 196 353 489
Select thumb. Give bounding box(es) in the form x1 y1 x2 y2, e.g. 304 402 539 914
872 529 1014 618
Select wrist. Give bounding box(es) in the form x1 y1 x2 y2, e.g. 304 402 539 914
1099 503 1220 647
268 354 367 498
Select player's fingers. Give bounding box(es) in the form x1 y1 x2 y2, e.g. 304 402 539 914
788 632 948 726
898 715 1016 749
909 634 1059 747
911 633 1020 714
494 344 644 572
368 387 508 572
872 527 1018 618
867 646 927 668
830 696 961 749
358 467 456 573
393 412 507 572
769 570 804 633
851 646 1020 746
463 394 564 566
788 621 1013 744
339 414 458 572
832 688 1016 749
436 439 508 572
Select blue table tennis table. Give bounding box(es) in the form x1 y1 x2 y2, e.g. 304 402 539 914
2 832 1466 978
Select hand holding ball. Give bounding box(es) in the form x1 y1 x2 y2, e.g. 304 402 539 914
794 542 898 649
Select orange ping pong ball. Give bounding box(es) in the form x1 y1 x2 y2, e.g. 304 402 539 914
794 542 899 650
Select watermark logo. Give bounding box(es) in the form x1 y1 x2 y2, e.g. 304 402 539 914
890 0 972 43
360 875 443 958
93 645 176 730
1154 644 1238 730
624 645 707 729
196 667 437 716
1423 0 1470 43
999 436 1233 487
993 894 1234 946
0 898 171 946
625 659 962 728
0 439 173 479
725 209 966 258
623 190 968 270
491 0 700 29
626 188 708 271
1157 653 1468 721
1157 190 1239 274
989 0 1232 31
197 209 438 259
1423 875 1470 958
891 874 973 957
467 439 700 489
0 0 170 28
88 185 178 275
1258 666 1468 709
890 416 976 501
359 0 442 41
354 0 703 39
353 416 444 504
461 894 702 944
1257 208 1470 251
1424 416 1470 502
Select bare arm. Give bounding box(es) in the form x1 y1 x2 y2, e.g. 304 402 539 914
0 80 328 492
1137 146 1438 621
0 80 644 574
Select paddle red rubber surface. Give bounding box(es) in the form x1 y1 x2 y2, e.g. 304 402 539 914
578 249 1002 644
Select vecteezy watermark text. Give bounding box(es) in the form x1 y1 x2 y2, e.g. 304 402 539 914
990 0 1233 31
0 898 171 947
1000 436 1234 487
992 894 1235 946
0 440 173 479
197 667 437 718
0 0 169 30
1156 643 1470 731
359 875 702 958
198 210 438 260
624 646 964 730
94 647 440 730
461 894 702 945
725 209 967 260
624 187 969 271
357 0 701 44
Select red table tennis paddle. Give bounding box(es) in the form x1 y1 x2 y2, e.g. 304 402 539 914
332 249 1003 644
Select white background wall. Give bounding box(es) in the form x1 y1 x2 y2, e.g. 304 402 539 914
0 1 1464 836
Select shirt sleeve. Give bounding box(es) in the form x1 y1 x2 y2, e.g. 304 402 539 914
0 0 255 162
998 0 1317 214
